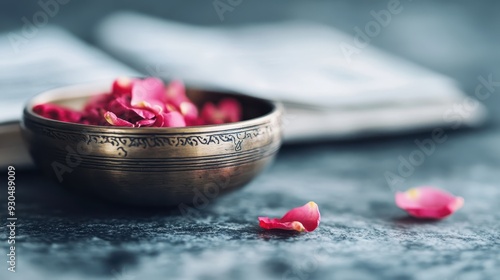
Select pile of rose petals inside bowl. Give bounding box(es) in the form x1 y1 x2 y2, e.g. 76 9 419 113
33 77 242 127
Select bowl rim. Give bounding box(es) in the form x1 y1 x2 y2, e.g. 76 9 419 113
23 81 283 134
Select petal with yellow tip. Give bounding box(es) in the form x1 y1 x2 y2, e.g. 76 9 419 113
258 201 320 232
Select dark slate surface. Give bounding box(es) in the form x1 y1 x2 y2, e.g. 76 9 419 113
1 1 500 279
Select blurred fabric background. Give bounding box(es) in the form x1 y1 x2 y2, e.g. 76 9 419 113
2 0 499 121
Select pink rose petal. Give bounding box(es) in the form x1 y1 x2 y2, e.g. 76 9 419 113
395 187 464 219
111 77 135 97
201 98 242 125
83 93 113 112
201 102 223 124
34 77 242 128
186 117 205 126
218 98 242 123
179 101 199 122
258 202 321 232
135 119 156 127
165 80 188 106
131 77 167 109
103 111 134 127
111 96 155 119
81 108 107 126
133 101 166 127
163 111 186 127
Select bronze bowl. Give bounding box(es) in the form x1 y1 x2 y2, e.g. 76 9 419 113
22 82 283 207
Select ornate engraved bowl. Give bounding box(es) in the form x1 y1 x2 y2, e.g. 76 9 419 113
22 82 282 207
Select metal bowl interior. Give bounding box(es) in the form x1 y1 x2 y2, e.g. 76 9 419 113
22 82 283 207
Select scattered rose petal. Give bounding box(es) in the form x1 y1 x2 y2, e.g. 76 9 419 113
33 104 82 123
395 187 464 219
134 101 167 127
258 201 321 232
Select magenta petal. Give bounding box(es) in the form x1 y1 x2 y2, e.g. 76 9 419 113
162 111 186 127
179 101 199 120
395 187 464 219
152 111 165 127
111 77 136 97
103 111 134 127
201 102 224 125
218 98 242 123
131 77 167 109
201 102 216 119
165 79 188 106
135 119 156 127
82 108 107 125
33 104 82 123
258 202 321 232
200 98 243 125
258 218 307 232
133 101 166 127
83 93 113 112
113 96 155 119
36 77 223 128
82 93 115 125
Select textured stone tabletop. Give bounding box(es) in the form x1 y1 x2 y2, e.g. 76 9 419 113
1 1 500 279
2 123 500 280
